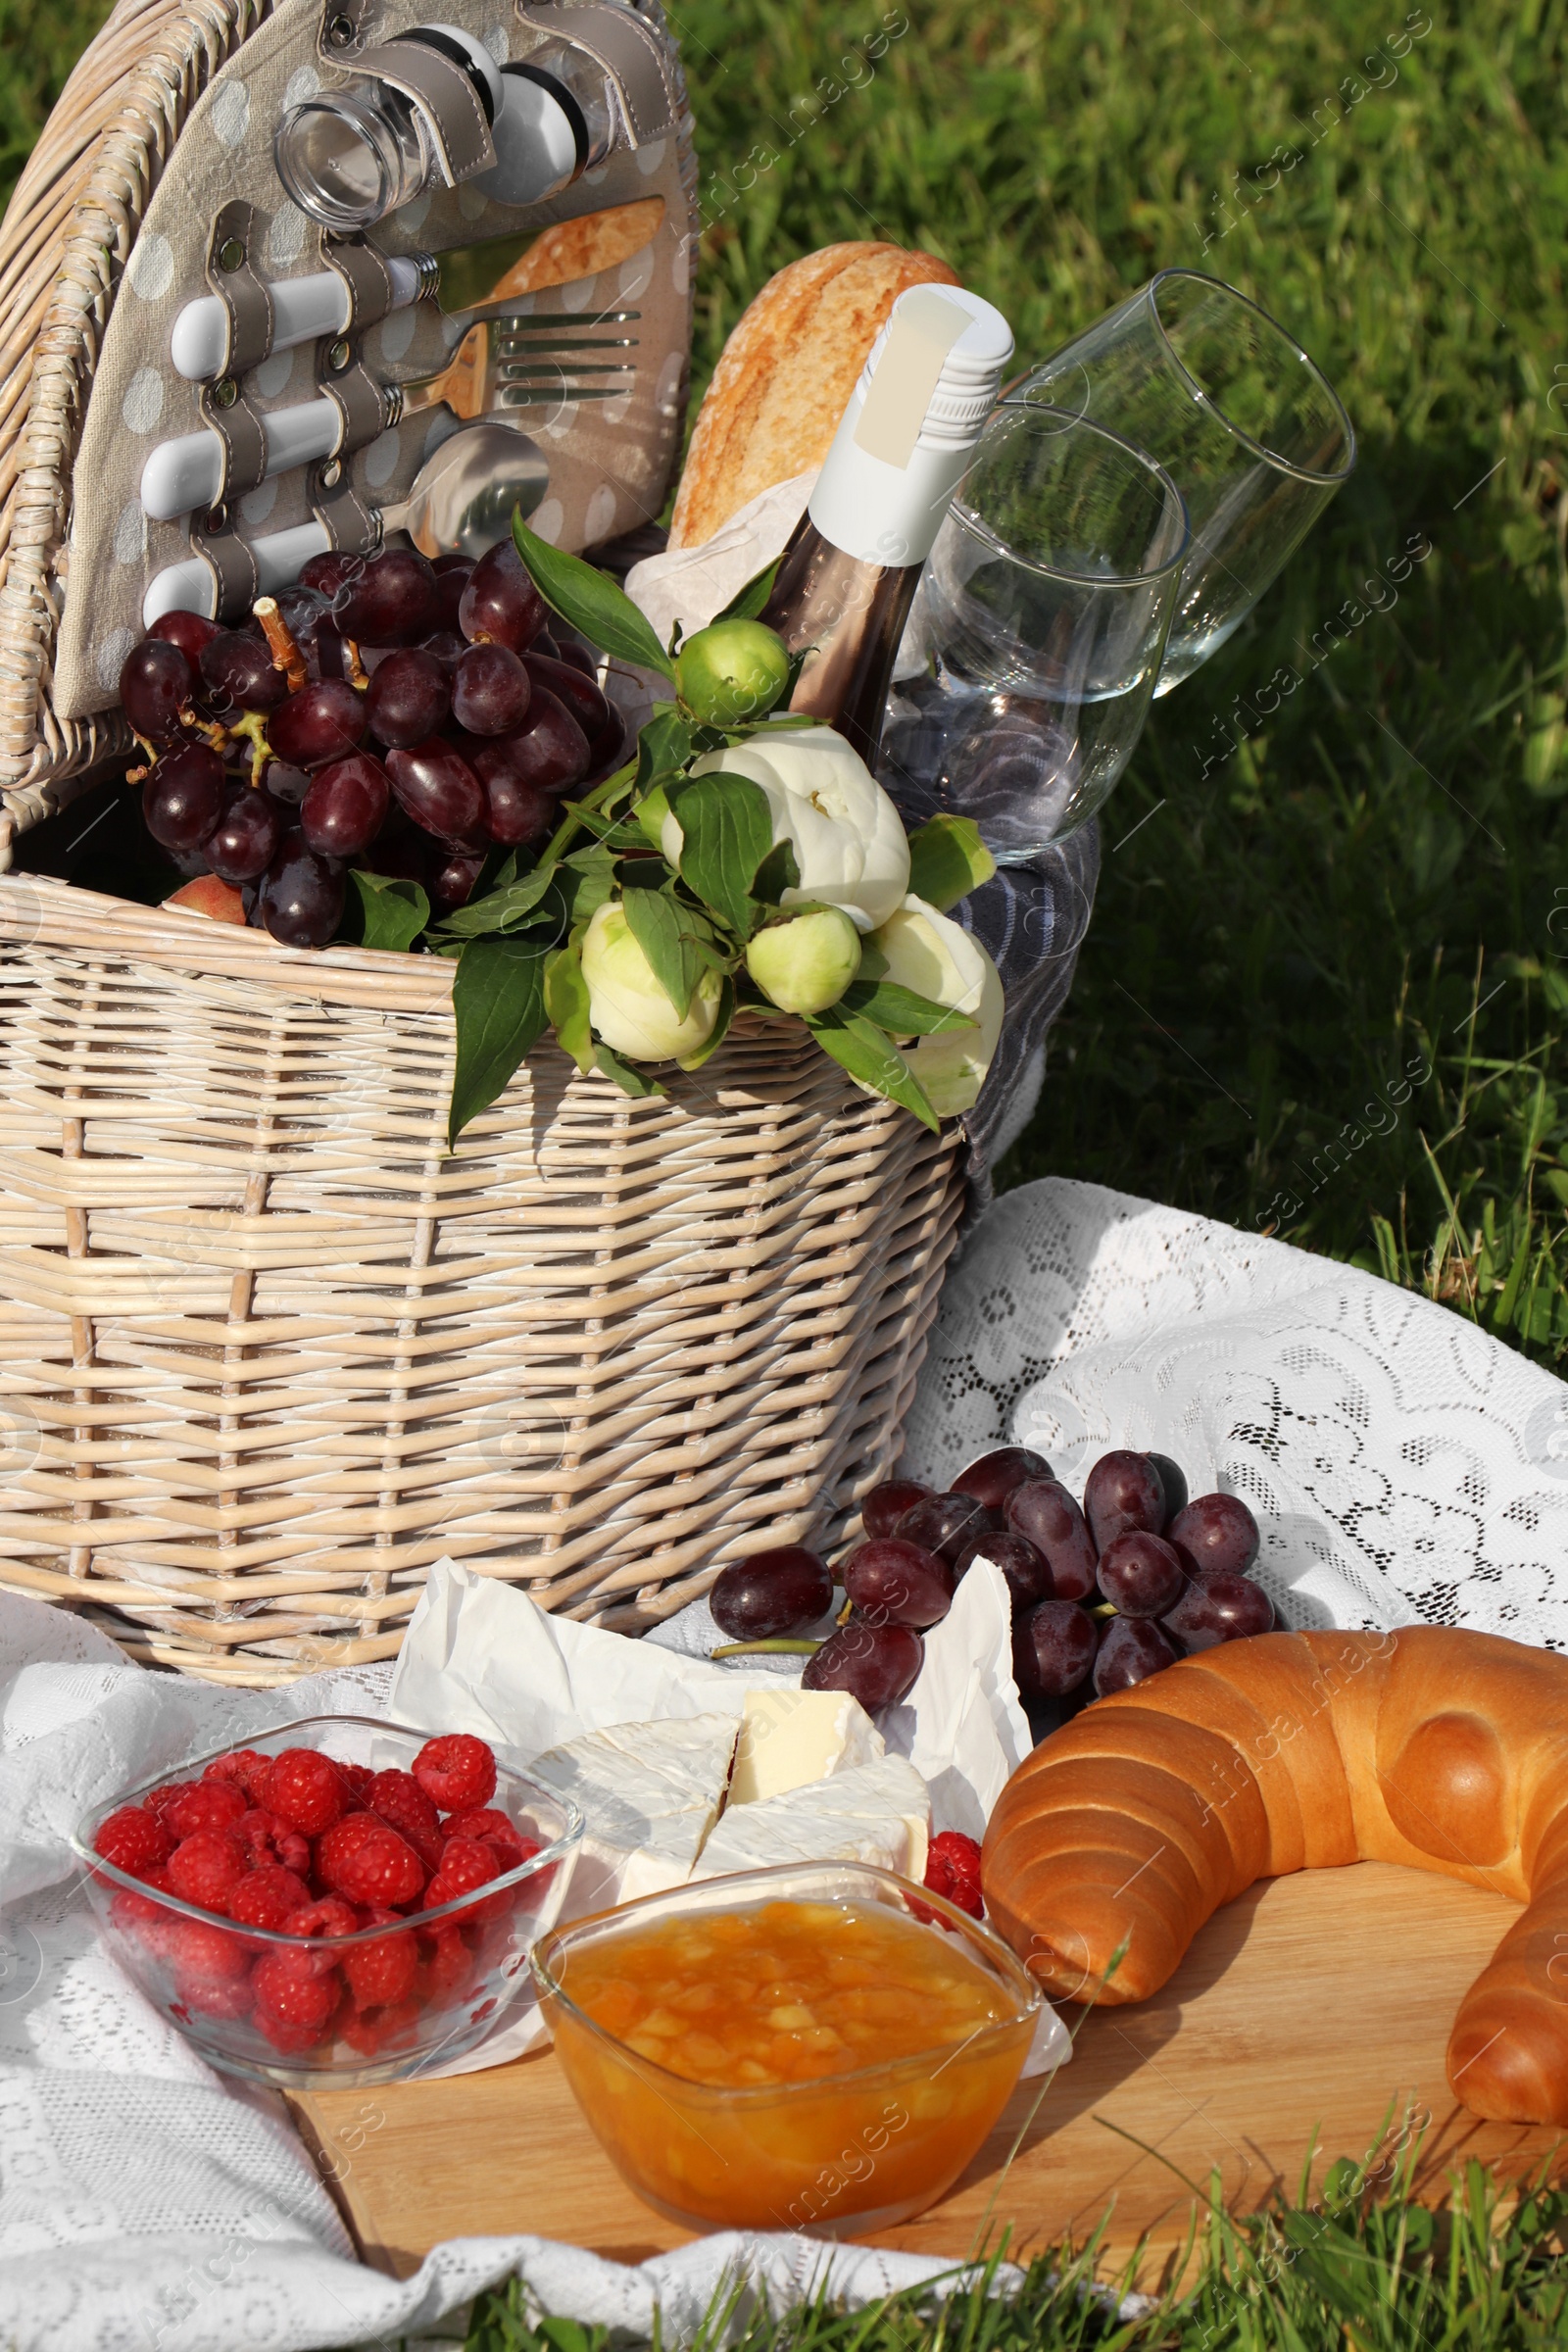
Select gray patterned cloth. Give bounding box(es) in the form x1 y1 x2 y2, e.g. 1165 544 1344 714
943 824 1099 1191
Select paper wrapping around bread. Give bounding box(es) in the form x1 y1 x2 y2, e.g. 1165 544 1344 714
668 241 962 549
982 1627 1568 2126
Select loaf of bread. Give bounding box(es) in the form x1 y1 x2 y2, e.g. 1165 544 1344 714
983 1627 1568 2125
667 241 962 550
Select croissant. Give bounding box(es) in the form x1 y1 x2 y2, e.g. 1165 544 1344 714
982 1628 1568 2124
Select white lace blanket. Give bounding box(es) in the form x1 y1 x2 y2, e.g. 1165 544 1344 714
2 1177 1563 2349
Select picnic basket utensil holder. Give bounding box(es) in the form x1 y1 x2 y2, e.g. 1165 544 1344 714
0 0 966 1684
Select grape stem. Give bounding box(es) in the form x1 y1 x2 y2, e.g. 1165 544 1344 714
341 638 370 692
710 1638 824 1658
253 597 307 694
226 710 272 788
179 709 231 757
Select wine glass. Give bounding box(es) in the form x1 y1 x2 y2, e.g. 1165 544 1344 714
1002 270 1355 693
880 405 1189 859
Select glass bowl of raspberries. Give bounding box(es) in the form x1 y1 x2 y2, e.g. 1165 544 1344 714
71 1716 582 2089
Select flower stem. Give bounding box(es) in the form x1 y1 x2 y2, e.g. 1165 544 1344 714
537 759 638 873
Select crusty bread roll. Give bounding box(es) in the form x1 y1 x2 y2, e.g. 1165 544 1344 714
983 1628 1568 2125
668 241 962 550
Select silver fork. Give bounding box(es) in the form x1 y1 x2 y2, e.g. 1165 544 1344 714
391 307 641 423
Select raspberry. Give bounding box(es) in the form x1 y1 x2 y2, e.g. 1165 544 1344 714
370 1768 439 1838
923 1831 984 1921
369 1770 445 1872
254 2007 334 2054
423 1835 507 1924
341 1994 420 2057
337 1760 374 1805
167 1829 249 1911
162 1781 247 1840
317 1818 424 1909
164 1917 249 1983
233 1806 312 1876
144 1781 199 1819
417 1922 472 2004
413 1734 496 1815
94 1805 172 1877
203 1748 272 1801
253 1950 339 2035
174 1972 255 2021
442 1809 538 1872
281 1897 361 1962
343 1910 417 2009
258 1749 349 1838
226 1865 312 1933
109 1869 174 1934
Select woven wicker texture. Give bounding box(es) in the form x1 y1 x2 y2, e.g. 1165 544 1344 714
0 0 270 823
0 876 964 1684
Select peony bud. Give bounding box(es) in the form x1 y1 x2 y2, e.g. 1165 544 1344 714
868 895 1004 1116
581 902 722 1062
745 906 862 1014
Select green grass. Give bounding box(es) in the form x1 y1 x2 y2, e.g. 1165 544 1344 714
462 2150 1568 2352
5 0 1563 1365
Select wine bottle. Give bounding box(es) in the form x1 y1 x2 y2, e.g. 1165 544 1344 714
758 286 1014 764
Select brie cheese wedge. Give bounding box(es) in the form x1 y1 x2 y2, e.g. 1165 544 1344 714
694 1753 931 1882
729 1687 883 1806
530 1712 740 1914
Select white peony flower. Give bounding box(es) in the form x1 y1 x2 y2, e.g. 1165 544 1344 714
663 723 910 933
869 894 1004 1116
581 902 722 1062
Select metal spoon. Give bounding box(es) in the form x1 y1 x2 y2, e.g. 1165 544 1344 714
142 421 550 625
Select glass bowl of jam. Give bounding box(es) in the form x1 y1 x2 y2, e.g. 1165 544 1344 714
530 1861 1042 2234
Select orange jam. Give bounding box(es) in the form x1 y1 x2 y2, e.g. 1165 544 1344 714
542 1896 1035 2233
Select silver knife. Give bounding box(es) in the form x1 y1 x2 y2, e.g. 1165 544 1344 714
169 196 665 381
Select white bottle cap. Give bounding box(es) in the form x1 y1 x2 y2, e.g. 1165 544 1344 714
808 286 1014 566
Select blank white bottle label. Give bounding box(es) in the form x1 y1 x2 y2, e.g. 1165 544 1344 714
852 289 971 472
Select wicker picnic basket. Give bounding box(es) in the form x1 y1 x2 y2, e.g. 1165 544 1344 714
0 0 966 1683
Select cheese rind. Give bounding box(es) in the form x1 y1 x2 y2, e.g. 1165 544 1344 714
694 1753 931 1882
530 1712 740 1914
730 1688 883 1806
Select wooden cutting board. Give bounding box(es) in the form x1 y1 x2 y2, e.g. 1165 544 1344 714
287 1863 1567 2288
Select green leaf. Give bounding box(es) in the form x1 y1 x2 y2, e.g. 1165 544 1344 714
906 813 997 910
544 944 594 1073
751 838 801 906
513 516 675 680
594 1042 665 1098
621 878 699 1019
840 979 975 1035
636 708 693 789
436 862 557 938
448 937 549 1148
677 975 734 1071
558 845 618 930
350 870 429 953
713 557 782 623
803 1006 940 1131
667 770 774 939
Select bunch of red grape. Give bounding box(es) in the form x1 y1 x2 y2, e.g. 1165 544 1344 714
706 1446 1273 1720
118 541 625 948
